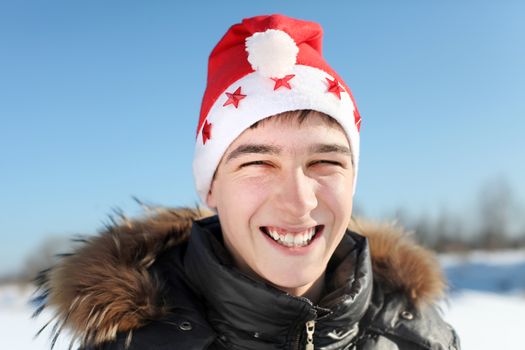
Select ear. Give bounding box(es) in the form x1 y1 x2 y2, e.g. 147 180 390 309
206 181 217 209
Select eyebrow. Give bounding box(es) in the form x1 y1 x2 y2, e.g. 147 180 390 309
225 142 353 163
225 144 282 163
309 143 352 156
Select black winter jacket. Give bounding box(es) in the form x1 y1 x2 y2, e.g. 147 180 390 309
34 209 460 350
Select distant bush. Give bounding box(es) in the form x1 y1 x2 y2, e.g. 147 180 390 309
3 235 76 284
391 178 525 252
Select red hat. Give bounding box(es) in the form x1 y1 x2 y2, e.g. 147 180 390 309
193 14 362 202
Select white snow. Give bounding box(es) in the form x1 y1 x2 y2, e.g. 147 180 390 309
0 284 77 350
442 290 525 350
2 250 525 349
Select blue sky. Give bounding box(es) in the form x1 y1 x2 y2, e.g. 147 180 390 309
1 0 524 275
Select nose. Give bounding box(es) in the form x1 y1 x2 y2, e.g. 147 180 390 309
274 168 318 219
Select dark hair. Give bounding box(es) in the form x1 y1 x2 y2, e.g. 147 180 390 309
249 110 342 129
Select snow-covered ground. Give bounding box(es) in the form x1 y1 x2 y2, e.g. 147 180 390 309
2 250 525 350
443 290 525 349
439 250 525 349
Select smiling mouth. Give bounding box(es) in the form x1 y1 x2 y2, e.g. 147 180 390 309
260 225 324 248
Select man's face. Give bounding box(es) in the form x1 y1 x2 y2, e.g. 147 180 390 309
207 114 354 295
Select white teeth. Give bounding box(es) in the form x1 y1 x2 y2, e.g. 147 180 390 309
265 227 317 247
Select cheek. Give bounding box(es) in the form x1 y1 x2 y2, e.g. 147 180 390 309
232 174 276 199
216 177 273 220
317 174 354 200
317 176 354 221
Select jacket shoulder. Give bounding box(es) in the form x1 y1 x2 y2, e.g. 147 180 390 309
350 219 460 349
350 218 446 307
34 207 214 348
358 284 460 349
85 314 216 350
84 243 217 350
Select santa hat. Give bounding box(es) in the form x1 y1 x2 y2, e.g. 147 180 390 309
193 14 362 203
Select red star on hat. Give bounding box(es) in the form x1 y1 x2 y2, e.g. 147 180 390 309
326 77 345 100
353 109 362 132
271 74 295 90
223 87 246 108
202 120 212 144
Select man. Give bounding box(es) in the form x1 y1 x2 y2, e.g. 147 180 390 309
35 14 460 349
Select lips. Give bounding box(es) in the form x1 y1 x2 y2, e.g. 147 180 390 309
260 225 323 248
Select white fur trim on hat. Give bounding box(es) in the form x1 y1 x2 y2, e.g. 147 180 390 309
193 65 360 203
245 29 299 78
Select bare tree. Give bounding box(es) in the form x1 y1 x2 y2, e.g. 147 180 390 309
19 235 76 283
477 178 514 250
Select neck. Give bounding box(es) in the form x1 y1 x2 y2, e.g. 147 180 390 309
279 272 325 303
223 235 326 303
230 253 326 303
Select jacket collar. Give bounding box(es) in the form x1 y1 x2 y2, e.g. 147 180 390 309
182 215 372 349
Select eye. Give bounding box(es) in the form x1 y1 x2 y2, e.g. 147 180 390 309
239 160 270 168
309 160 343 167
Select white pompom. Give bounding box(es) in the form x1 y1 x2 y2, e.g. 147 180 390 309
245 29 299 78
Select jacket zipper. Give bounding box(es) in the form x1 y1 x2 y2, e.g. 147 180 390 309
305 320 316 350
288 295 323 350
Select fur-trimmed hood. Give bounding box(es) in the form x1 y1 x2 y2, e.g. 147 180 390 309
33 208 446 348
